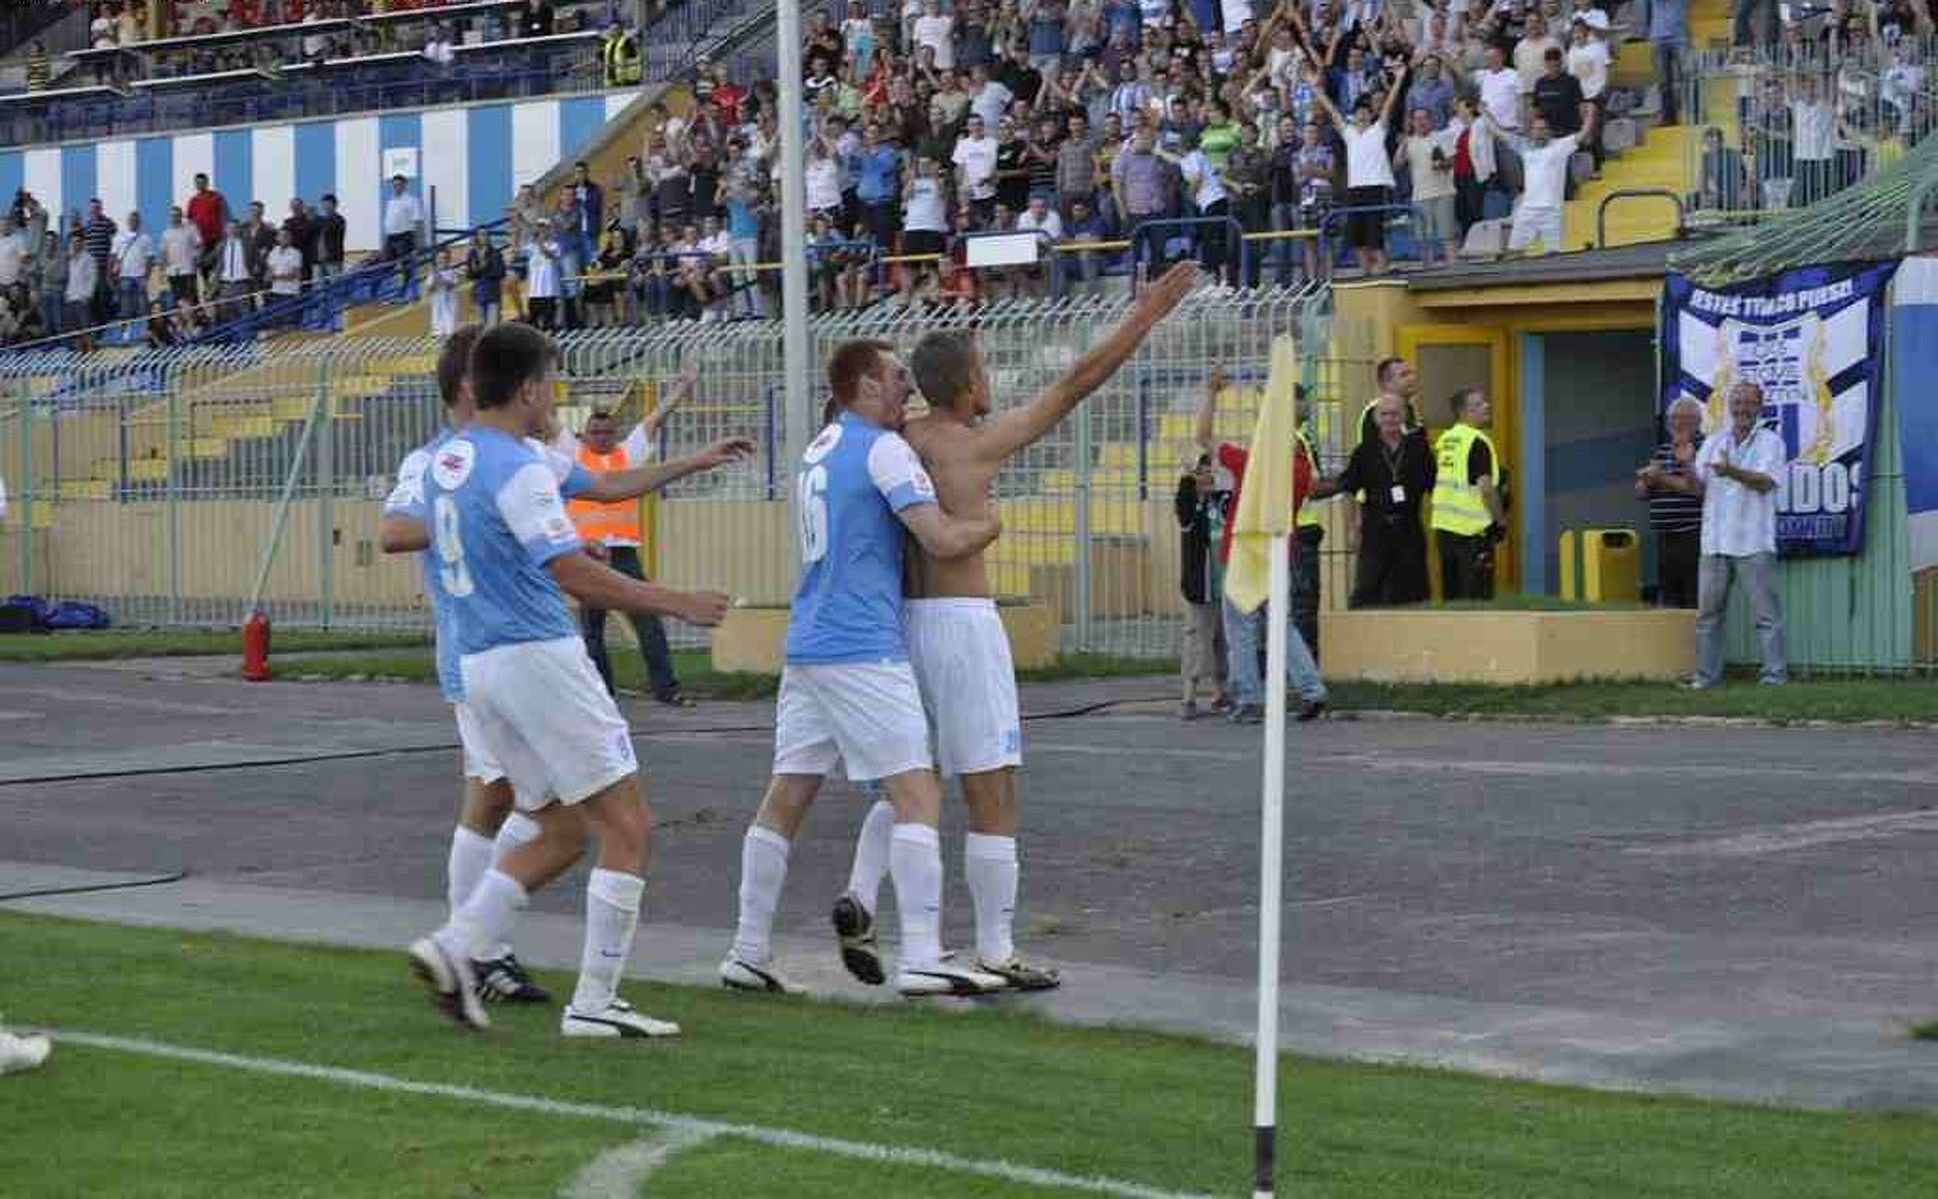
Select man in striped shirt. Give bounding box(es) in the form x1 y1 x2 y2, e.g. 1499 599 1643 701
1634 396 1705 608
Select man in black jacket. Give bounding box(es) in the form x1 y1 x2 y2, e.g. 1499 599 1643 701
1312 394 1436 607
313 194 347 281
1174 455 1231 720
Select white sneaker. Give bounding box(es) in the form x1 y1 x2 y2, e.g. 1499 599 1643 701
408 936 489 1031
561 997 681 1038
0 1029 50 1074
718 956 805 995
895 962 1007 997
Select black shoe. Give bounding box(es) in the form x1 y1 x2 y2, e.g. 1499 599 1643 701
831 892 885 985
473 954 552 1004
1295 699 1328 723
655 691 696 709
1229 704 1263 725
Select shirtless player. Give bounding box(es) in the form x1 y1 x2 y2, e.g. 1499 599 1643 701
832 260 1198 990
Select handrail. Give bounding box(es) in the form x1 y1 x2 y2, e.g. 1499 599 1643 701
1317 201 1429 268
1596 189 1686 249
1125 214 1250 281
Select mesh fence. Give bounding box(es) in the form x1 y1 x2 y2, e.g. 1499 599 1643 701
0 286 1372 660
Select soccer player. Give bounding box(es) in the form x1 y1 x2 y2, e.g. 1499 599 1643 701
382 328 750 1006
833 261 1198 991
718 339 1006 997
405 323 731 1036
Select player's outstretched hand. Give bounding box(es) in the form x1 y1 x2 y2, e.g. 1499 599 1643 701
696 436 757 469
1139 261 1198 322
584 541 611 562
679 589 732 628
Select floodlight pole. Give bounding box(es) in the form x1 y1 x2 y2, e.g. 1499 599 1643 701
777 0 811 487
1252 537 1291 1198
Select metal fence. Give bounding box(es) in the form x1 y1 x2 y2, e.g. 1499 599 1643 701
1678 45 1938 227
0 285 1373 661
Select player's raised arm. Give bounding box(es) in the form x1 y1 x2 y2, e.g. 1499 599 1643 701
575 436 757 502
897 502 1003 562
974 261 1197 461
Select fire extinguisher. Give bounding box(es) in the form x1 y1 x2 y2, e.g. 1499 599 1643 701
242 609 272 682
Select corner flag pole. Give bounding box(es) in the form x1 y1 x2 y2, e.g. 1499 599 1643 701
1252 532 1291 1198
775 1 811 480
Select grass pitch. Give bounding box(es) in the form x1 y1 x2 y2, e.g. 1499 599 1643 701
3 912 1935 1197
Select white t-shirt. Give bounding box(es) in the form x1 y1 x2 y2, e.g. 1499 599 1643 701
113 231 153 280
1342 122 1396 189
1015 208 1065 239
972 80 1014 131
1566 39 1609 100
383 193 426 237
905 176 949 231
267 246 304 295
1791 100 1835 161
527 242 561 298
1476 67 1521 130
913 14 955 68
160 224 202 275
1517 134 1578 208
1513 36 1558 93
952 135 998 201
805 156 843 211
1696 426 1786 557
1180 149 1228 210
423 38 455 65
1402 134 1456 199
0 235 26 287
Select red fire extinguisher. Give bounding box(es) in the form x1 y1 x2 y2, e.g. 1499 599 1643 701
242 609 272 682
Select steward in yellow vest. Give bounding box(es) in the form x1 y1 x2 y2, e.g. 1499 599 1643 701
1429 387 1506 601
602 25 643 87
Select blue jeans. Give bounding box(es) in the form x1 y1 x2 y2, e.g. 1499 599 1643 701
1694 552 1786 685
1222 593 1326 707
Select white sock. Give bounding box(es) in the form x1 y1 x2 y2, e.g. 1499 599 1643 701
476 812 542 960
433 869 527 963
445 827 495 921
964 833 1018 965
889 823 944 972
569 868 645 1016
845 798 896 915
729 826 791 966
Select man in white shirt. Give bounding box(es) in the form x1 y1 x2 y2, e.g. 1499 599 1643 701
382 174 427 287
1012 191 1065 296
912 0 955 69
423 22 456 66
1506 115 1577 254
1512 12 1560 97
969 65 1014 133
1310 62 1406 275
0 218 26 290
160 206 203 309
266 227 305 325
1474 42 1521 135
216 219 258 322
1396 107 1458 265
952 114 999 222
112 211 154 327
1689 381 1787 688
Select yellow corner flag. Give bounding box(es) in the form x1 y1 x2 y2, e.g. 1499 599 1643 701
1223 334 1301 615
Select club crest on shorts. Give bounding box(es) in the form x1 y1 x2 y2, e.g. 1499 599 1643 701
431 438 476 489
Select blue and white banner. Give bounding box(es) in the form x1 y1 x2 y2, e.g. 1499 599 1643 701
1662 260 1898 556
1891 257 1938 573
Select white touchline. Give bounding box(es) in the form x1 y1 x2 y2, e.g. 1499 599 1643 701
563 1127 718 1199
51 1031 1213 1199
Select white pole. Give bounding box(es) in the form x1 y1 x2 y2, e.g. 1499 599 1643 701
1252 533 1291 1198
776 0 811 479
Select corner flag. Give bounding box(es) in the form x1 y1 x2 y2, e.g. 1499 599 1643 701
1224 334 1301 615
1226 332 1301 1199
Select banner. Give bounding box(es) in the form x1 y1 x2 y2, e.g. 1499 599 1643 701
1661 260 1898 556
1892 257 1938 574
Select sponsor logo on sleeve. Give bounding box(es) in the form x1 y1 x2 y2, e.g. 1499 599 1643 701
430 439 476 489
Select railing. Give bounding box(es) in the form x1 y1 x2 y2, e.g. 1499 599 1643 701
0 285 1355 662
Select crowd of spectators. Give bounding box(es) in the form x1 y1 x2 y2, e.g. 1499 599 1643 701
0 171 365 349
530 0 1658 329
33 0 609 89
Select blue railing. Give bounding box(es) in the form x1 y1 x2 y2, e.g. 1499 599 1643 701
186 216 511 345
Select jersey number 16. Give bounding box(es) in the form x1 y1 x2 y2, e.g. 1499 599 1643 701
797 465 829 564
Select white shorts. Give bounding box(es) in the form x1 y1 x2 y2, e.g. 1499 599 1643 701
772 661 931 783
453 701 505 785
907 598 1022 777
458 636 638 809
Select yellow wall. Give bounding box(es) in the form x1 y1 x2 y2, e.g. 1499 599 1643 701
1322 608 1696 683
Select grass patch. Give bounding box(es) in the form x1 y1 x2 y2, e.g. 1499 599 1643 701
1326 676 1938 724
0 628 428 662
1914 1023 1938 1042
4 912 1938 1198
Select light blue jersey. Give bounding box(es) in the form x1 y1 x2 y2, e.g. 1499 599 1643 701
387 427 593 698
784 411 936 665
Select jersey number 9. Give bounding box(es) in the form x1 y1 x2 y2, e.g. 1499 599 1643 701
797 465 829 564
432 495 476 597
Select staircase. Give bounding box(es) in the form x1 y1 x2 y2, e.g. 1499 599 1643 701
1561 0 1731 249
